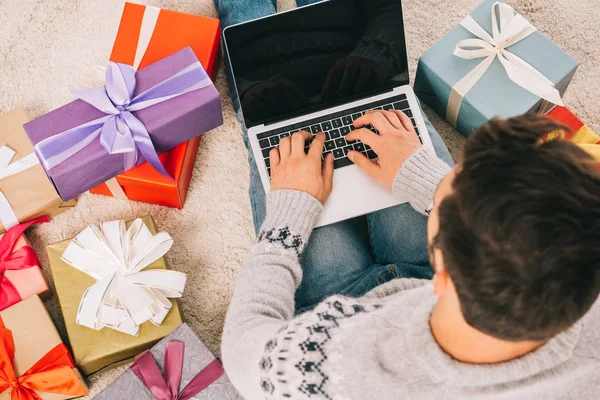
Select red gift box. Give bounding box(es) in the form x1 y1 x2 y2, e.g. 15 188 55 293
89 3 221 208
0 217 51 312
545 105 600 162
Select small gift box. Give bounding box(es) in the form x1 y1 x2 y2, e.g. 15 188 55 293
0 108 75 233
46 216 185 376
414 0 579 137
0 295 88 400
23 47 223 201
89 3 222 208
0 217 51 312
96 323 242 400
545 106 600 161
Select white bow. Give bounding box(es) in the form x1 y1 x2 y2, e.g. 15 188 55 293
446 1 564 128
61 218 187 336
0 146 41 230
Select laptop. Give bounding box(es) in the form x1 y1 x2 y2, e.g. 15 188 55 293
223 0 435 227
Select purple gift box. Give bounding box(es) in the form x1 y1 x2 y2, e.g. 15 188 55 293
23 47 223 201
95 323 243 400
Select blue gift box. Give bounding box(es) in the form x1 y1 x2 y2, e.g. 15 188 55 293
414 0 579 137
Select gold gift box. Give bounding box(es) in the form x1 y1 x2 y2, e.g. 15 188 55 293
46 215 183 376
0 295 88 400
0 108 75 233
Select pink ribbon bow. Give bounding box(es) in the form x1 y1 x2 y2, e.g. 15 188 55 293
131 341 225 400
0 217 49 310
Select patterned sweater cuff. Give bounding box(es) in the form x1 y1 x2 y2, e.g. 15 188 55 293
260 190 323 242
392 147 452 215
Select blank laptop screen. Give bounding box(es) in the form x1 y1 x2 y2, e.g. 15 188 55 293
225 0 409 128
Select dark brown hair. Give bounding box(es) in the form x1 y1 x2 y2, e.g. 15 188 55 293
435 114 600 341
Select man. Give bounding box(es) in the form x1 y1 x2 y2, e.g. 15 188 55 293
222 110 600 399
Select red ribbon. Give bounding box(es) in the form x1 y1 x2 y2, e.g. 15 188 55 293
0 323 88 400
131 341 225 400
0 217 49 311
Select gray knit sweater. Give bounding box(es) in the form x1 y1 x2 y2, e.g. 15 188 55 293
222 147 600 400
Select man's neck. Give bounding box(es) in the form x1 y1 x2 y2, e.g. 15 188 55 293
429 296 547 364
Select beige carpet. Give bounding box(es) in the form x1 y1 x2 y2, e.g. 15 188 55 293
0 0 599 397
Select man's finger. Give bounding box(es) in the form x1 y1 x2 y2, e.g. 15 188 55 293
309 132 326 159
323 153 334 193
292 131 313 155
346 128 381 151
278 136 291 159
270 147 281 168
348 150 381 180
354 111 393 132
381 110 403 130
391 110 416 134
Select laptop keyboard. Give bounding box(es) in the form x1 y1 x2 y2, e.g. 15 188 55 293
257 94 423 177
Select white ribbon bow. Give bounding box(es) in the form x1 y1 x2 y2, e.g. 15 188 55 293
62 218 187 336
446 1 564 128
0 146 41 230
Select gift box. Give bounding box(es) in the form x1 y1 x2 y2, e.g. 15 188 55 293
88 140 201 208
23 46 223 201
89 3 222 208
110 2 220 78
0 108 75 233
0 217 51 312
414 0 579 137
46 216 185 376
0 295 88 400
96 323 242 400
545 106 600 160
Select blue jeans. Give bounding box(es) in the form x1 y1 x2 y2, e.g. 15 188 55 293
215 0 454 312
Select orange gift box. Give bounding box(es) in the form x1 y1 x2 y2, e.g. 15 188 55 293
0 295 88 400
545 105 600 162
89 2 221 208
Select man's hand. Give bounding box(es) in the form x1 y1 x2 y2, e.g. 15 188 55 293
346 110 422 189
270 131 335 204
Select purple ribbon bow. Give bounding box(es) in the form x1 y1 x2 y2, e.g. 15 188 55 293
33 61 212 178
131 341 225 400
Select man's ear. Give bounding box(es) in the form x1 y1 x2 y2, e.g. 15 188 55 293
432 249 450 298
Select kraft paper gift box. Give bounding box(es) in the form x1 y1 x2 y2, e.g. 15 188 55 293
0 217 51 312
545 106 600 161
0 295 88 400
90 3 222 208
414 0 579 137
0 108 75 233
46 216 185 376
23 46 223 201
96 323 242 400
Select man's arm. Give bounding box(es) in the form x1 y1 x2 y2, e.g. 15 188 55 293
222 131 333 399
222 190 322 400
393 147 452 215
